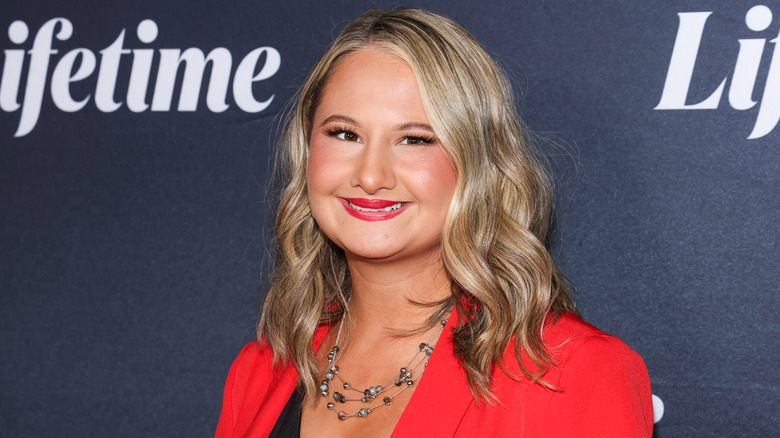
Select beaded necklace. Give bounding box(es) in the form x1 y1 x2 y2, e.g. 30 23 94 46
319 315 447 420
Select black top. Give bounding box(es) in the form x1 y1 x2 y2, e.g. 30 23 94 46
268 389 303 438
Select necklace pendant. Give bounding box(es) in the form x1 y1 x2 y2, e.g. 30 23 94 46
333 391 347 403
323 311 445 421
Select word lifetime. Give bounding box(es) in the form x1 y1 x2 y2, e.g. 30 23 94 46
0 18 281 137
656 5 780 139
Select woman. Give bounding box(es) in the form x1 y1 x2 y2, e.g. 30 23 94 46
217 8 652 437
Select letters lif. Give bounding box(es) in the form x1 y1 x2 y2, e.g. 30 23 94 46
656 6 780 139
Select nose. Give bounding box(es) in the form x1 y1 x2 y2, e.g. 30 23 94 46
349 141 396 194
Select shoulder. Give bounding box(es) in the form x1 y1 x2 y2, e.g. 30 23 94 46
544 312 642 366
543 312 650 398
228 340 275 383
228 320 331 383
224 339 296 399
216 340 297 437
220 340 277 414
231 340 273 370
541 312 654 436
217 325 331 428
451 312 653 436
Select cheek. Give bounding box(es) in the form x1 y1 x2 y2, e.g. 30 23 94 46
306 140 338 197
306 140 350 233
412 150 457 204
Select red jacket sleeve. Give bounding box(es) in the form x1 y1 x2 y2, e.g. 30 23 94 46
547 335 653 437
215 342 260 438
215 361 235 437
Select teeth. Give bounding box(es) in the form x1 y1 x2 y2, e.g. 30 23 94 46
348 201 404 212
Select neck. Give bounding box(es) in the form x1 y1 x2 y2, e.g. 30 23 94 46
344 251 452 334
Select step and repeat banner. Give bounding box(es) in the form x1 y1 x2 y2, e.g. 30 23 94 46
1 1 777 436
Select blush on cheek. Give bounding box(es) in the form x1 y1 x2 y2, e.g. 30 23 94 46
306 146 328 197
306 140 347 245
307 138 343 187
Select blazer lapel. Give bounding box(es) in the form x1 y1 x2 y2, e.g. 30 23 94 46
236 325 331 437
241 360 299 437
391 309 475 437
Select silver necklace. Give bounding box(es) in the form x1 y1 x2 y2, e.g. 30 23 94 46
319 315 447 421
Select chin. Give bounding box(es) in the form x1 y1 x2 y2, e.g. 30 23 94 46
344 246 403 261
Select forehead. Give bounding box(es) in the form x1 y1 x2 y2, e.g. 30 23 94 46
316 48 427 119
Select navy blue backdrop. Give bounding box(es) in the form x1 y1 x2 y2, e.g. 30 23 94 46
1 1 778 436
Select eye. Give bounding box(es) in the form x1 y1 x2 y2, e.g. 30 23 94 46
327 128 361 142
400 135 436 145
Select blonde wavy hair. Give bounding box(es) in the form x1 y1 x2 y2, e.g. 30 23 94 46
259 7 577 402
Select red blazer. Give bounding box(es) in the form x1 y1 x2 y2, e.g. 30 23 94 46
216 311 653 437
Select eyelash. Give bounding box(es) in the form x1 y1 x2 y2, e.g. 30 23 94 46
325 126 437 145
326 126 360 142
400 135 437 145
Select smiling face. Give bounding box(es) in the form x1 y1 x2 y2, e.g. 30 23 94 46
306 48 457 263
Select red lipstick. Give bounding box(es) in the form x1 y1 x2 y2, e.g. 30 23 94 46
340 198 409 221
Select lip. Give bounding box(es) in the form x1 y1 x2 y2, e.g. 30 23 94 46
339 197 410 221
344 198 402 209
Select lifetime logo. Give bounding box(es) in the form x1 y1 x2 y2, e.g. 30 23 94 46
0 18 281 137
656 5 780 139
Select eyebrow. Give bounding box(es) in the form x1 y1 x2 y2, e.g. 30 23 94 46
396 122 435 132
319 115 434 132
320 115 358 127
